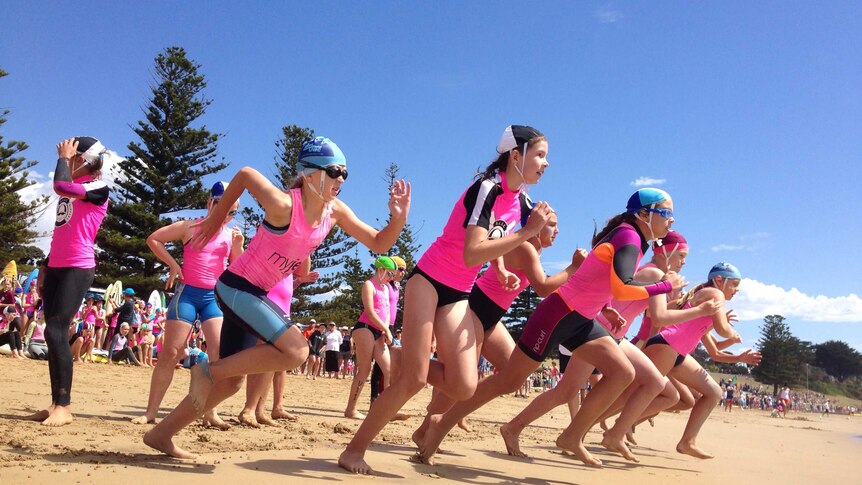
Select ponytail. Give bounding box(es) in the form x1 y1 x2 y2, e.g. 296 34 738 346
476 135 547 181
675 280 716 309
591 212 638 247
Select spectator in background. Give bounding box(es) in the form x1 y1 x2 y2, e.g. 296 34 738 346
324 322 343 378
338 326 352 379
26 316 48 360
307 322 326 380
1 307 25 359
108 323 141 366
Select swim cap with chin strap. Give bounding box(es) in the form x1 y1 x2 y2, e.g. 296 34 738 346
626 187 671 245
708 262 742 292
653 230 688 261
298 137 347 201
497 125 544 191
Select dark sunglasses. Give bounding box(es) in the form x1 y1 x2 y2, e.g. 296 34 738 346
319 165 348 181
397 267 406 272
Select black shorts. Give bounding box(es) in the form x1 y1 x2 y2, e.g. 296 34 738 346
410 266 470 308
517 293 612 362
645 334 685 367
468 286 507 332
559 352 571 373
353 322 383 340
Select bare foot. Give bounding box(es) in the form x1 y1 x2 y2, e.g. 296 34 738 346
676 441 714 459
416 414 445 464
189 362 213 416
391 412 412 422
600 433 639 462
143 429 196 459
500 423 528 458
237 410 260 428
625 430 638 446
272 408 299 421
41 405 74 427
255 413 279 427
411 425 426 450
21 408 51 422
344 410 366 420
338 449 374 474
457 418 473 432
131 415 155 425
203 412 231 431
556 433 602 468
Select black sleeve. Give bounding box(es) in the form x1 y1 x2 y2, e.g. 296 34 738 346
82 180 110 205
461 178 502 230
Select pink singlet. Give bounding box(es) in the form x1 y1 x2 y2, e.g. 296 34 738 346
358 278 391 327
182 222 232 289
596 263 658 339
658 302 712 355
474 265 530 310
266 274 294 316
229 188 332 291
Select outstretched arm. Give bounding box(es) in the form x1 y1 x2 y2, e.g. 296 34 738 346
334 180 411 254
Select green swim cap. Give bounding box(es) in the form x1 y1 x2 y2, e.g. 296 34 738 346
373 256 397 270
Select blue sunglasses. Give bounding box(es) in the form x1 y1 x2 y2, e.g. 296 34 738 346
644 207 674 219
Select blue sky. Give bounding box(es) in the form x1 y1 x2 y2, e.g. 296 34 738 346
3 2 861 350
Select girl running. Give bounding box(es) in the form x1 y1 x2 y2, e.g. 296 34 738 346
414 188 686 468
144 136 410 459
131 181 243 429
413 209 587 448
639 262 761 459
340 125 553 474
345 256 396 419
23 137 111 427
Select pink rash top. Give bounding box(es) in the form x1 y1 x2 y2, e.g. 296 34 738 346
417 171 530 292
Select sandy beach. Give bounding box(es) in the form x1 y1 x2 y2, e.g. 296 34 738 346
0 357 858 484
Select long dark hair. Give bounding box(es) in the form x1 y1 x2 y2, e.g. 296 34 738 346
476 135 547 180
591 211 638 247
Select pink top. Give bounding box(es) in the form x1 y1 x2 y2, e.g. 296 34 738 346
634 313 654 342
49 176 109 269
83 307 97 324
112 334 127 351
266 274 294 316
358 278 390 328
474 265 530 310
31 324 46 341
388 282 400 328
596 263 657 339
556 223 670 319
659 302 712 355
182 222 232 289
417 171 530 292
229 188 332 291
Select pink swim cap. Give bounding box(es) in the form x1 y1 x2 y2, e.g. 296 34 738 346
653 230 688 254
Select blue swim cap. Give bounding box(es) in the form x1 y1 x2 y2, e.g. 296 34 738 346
626 188 671 212
708 262 742 281
298 137 346 169
210 181 229 198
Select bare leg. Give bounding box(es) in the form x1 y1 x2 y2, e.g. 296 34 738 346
271 371 297 420
131 320 189 425
669 356 722 459
345 328 375 420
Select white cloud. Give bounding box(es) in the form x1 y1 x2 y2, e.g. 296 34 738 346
630 176 666 187
733 278 862 323
711 243 745 252
711 232 769 253
595 6 623 23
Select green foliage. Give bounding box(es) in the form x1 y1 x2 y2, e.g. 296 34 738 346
813 340 862 381
752 315 813 394
503 285 539 342
0 68 50 264
95 47 225 293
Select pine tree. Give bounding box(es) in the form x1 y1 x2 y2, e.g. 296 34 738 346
503 285 539 342
314 248 372 325
752 314 812 395
0 68 49 265
95 47 225 293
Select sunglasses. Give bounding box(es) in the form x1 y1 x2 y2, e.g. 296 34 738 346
319 165 348 181
386 270 397 278
644 207 674 220
397 267 406 272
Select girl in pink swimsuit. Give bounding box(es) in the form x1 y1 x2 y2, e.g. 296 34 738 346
416 188 686 468
132 181 243 429
144 136 410 460
341 125 553 475
642 262 761 459
413 209 589 451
